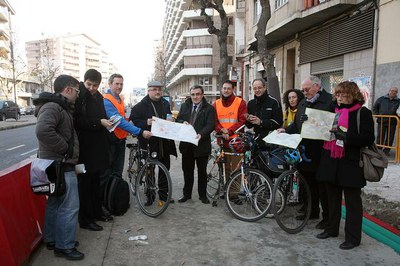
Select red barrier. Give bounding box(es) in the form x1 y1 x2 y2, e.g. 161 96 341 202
0 159 46 266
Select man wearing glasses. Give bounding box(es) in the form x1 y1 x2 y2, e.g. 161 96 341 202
130 81 177 205
176 85 215 204
34 75 84 260
104 74 152 178
246 78 283 147
284 75 333 230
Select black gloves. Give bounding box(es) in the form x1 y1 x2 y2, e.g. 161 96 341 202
300 114 308 123
331 128 347 141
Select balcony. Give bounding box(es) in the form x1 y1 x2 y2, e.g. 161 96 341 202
167 66 213 89
167 47 213 77
183 9 213 22
249 0 361 50
0 6 9 22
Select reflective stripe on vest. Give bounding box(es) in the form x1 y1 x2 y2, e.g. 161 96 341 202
216 97 242 139
103 93 128 140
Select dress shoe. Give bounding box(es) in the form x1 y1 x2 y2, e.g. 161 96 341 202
199 197 210 204
170 198 175 204
178 196 191 203
315 220 328 230
54 247 84 260
96 215 113 222
316 231 338 239
339 241 359 250
80 222 103 231
46 241 79 250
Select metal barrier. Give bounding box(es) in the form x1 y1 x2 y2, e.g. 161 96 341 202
373 115 400 163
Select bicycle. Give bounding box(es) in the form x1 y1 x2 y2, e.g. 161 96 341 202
126 141 172 217
207 128 274 222
271 146 312 234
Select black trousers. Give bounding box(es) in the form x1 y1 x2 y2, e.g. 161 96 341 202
301 170 328 220
158 155 171 201
78 172 102 225
325 183 363 245
181 149 208 199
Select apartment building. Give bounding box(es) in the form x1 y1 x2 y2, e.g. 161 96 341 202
237 0 400 108
0 0 15 100
25 33 117 91
163 0 236 103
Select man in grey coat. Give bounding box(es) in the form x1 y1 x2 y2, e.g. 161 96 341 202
34 75 83 260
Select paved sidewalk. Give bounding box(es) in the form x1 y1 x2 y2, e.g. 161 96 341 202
0 115 36 131
28 150 399 265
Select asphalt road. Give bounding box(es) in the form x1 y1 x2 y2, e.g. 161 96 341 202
0 124 37 171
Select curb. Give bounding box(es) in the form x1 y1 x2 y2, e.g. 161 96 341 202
0 122 37 131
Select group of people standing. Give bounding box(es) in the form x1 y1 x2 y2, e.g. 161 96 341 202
34 69 386 260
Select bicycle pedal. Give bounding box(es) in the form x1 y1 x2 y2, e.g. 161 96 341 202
157 201 165 208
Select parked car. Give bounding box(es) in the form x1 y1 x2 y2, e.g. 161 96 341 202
25 105 35 115
0 100 20 121
20 106 26 115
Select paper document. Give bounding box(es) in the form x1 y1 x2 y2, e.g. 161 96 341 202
108 114 122 132
263 130 302 149
151 116 199 146
301 108 336 141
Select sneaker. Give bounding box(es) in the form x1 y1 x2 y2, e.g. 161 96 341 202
54 247 84 260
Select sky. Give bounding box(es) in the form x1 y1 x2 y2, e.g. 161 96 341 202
11 0 166 92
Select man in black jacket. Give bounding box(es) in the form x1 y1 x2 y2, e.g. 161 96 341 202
246 78 283 146
74 69 114 231
130 81 177 205
284 75 333 229
176 85 215 204
372 87 399 155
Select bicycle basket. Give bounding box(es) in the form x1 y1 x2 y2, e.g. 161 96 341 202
255 148 289 176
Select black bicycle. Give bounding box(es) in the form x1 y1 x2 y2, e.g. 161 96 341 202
126 142 172 217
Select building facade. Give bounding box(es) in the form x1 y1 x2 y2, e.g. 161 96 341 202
235 0 399 108
163 0 237 103
25 33 117 91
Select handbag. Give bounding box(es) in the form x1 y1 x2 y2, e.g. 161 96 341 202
357 108 388 182
30 159 66 196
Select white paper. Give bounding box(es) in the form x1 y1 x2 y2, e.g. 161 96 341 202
263 130 302 149
151 116 199 146
301 108 336 141
108 114 122 132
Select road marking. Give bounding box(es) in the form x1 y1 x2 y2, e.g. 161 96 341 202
21 148 38 156
7 145 25 151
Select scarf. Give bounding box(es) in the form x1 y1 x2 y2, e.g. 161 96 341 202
322 103 361 158
306 92 320 104
284 108 297 128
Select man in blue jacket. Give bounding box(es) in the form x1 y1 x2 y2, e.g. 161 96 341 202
104 74 152 178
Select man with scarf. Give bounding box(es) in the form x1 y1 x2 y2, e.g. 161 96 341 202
246 78 283 147
284 75 334 229
213 80 247 185
315 81 374 250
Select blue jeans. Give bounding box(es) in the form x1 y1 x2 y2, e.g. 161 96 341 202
110 139 126 178
44 171 79 249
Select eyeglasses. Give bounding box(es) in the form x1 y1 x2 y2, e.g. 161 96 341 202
191 93 202 96
335 93 351 98
70 87 80 93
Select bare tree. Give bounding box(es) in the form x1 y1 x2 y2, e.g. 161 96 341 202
255 0 281 104
153 40 168 95
194 0 229 87
30 38 60 92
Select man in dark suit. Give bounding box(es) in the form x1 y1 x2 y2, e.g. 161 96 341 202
176 85 216 204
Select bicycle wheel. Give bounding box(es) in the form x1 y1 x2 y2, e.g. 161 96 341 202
135 161 172 217
206 155 221 200
264 187 285 218
225 169 273 222
273 169 311 234
127 146 139 196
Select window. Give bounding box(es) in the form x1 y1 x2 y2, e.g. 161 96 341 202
227 36 233 45
227 16 234 25
254 0 261 24
275 0 288 9
198 76 213 91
